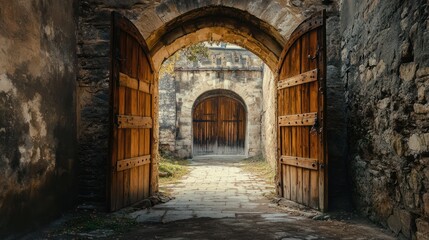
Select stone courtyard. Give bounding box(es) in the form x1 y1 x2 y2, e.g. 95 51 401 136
122 157 395 239
29 157 396 239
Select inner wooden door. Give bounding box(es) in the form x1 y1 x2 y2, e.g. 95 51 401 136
276 11 328 211
193 96 246 155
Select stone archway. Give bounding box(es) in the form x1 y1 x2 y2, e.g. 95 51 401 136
77 0 338 210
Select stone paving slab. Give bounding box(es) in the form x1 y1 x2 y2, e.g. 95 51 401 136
125 156 395 240
132 156 277 223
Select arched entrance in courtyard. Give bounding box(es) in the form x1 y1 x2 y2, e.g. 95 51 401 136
192 90 247 156
90 2 329 212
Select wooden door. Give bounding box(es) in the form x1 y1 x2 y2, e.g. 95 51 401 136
193 96 246 155
109 12 155 211
217 97 246 154
276 11 328 211
192 97 218 154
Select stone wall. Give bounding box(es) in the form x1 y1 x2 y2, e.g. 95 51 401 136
261 64 277 168
0 0 78 236
326 12 351 210
159 74 177 153
159 45 264 158
77 1 113 204
341 0 429 238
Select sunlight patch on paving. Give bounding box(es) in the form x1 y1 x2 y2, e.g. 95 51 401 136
130 157 278 223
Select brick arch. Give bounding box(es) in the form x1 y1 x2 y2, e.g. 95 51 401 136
125 3 310 71
139 6 291 71
151 27 278 71
128 1 307 40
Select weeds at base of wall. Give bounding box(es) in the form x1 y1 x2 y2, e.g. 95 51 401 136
38 211 137 239
158 153 190 186
240 155 275 185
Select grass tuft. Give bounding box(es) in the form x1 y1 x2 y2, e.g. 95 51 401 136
158 153 190 184
240 154 275 184
52 211 137 237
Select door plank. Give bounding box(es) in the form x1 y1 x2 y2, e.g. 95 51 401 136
301 32 311 206
277 69 318 89
278 113 317 126
193 95 245 156
117 115 152 129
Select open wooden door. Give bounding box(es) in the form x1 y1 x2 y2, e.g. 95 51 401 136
109 12 156 211
276 11 328 211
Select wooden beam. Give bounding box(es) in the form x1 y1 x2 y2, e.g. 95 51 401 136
117 155 151 171
277 69 318 89
119 72 151 93
278 112 317 126
117 115 152 128
280 156 318 170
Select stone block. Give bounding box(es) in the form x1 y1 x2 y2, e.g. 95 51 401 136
416 218 429 240
369 56 377 67
408 134 427 152
418 86 427 102
400 62 417 81
400 40 413 63
417 67 429 78
399 209 416 238
387 210 402 235
414 103 429 114
423 193 429 217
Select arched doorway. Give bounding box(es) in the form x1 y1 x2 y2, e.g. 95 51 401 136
107 10 328 211
192 90 246 156
76 2 330 212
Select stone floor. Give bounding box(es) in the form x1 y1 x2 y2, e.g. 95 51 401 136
123 156 396 240
130 155 276 223
26 156 397 239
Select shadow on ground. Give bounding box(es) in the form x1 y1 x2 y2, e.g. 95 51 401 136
24 156 395 240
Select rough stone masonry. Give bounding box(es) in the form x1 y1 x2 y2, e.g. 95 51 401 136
0 0 78 235
341 0 429 239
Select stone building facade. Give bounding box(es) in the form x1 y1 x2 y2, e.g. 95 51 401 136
159 44 264 158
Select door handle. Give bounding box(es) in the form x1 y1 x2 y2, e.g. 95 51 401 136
308 45 320 60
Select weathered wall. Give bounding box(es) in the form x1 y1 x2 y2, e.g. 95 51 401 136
159 74 177 153
326 12 351 210
342 0 429 238
0 0 78 236
261 64 277 168
78 1 112 204
159 46 264 158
